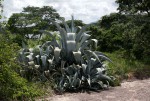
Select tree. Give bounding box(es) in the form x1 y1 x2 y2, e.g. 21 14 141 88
7 6 62 38
116 0 150 16
66 19 85 27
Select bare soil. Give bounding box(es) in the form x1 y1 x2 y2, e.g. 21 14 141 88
37 78 150 101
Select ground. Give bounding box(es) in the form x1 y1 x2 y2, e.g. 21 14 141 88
37 78 150 101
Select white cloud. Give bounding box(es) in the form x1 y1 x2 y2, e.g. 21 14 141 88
2 0 118 23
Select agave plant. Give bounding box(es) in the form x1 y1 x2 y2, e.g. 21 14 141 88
18 16 114 92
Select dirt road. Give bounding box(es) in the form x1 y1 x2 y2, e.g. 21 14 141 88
37 79 150 101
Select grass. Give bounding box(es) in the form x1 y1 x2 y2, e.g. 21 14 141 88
105 51 150 83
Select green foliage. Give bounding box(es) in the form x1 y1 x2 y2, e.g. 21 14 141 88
106 51 150 81
7 6 62 38
40 32 59 44
65 19 85 27
18 17 114 92
116 0 150 16
90 13 150 63
9 34 27 46
0 34 42 100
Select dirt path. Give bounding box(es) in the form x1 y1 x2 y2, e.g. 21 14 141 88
37 78 150 101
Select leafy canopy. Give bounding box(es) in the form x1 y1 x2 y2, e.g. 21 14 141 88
7 6 62 38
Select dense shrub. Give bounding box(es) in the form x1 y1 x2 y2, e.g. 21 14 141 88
0 34 42 100
10 34 27 46
89 13 150 63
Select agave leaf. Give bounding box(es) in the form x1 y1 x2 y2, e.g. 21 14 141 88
40 73 47 82
92 60 103 68
48 59 53 65
84 50 101 63
77 78 81 87
54 47 61 63
79 33 91 46
50 19 61 31
79 40 89 51
97 74 112 82
94 51 112 62
65 65 76 76
67 41 76 53
39 30 55 39
62 20 71 33
73 51 81 64
28 61 34 66
23 52 30 55
41 55 47 70
86 58 93 74
96 68 106 74
48 59 53 70
43 40 60 48
90 81 104 90
34 65 40 69
39 48 43 56
82 64 87 74
90 67 106 77
98 81 104 88
79 38 97 51
51 40 60 48
71 72 78 87
76 25 90 43
91 39 98 49
87 75 91 87
58 76 65 92
26 53 34 61
90 58 96 65
66 75 71 87
86 58 97 74
59 28 67 50
71 15 75 32
29 48 34 52
61 61 66 68
61 61 66 74
35 55 40 65
51 20 67 49
67 33 76 41
78 26 83 29
44 70 50 76
72 78 80 88
73 27 78 33
45 45 53 56
99 55 112 63
106 80 110 88
18 51 26 62
90 68 98 77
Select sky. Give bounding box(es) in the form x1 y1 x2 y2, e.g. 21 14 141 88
2 0 118 24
